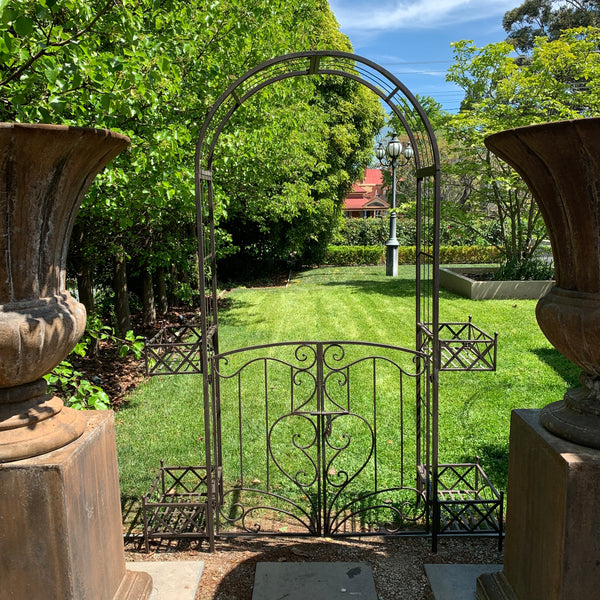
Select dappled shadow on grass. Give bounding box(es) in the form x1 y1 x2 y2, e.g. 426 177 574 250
122 495 144 539
439 288 469 301
322 277 417 298
530 347 579 386
124 529 209 554
214 298 261 328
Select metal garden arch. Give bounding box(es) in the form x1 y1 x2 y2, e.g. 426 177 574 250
142 51 500 552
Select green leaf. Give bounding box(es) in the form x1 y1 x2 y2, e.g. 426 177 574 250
14 16 34 37
49 96 66 113
44 67 59 83
0 31 11 53
100 93 111 111
157 54 169 73
11 92 27 106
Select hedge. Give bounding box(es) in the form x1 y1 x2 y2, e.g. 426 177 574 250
324 245 502 267
324 246 384 266
439 245 503 264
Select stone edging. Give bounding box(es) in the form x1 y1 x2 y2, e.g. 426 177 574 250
440 267 554 300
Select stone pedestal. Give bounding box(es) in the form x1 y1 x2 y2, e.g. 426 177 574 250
0 411 152 600
477 409 600 600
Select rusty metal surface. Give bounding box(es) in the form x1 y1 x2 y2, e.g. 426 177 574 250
142 462 218 552
420 461 504 552
144 324 204 376
419 318 498 372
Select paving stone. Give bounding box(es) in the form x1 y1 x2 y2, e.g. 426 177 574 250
252 562 378 600
425 564 503 600
126 561 204 600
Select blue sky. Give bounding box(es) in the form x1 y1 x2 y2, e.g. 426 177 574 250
328 0 519 112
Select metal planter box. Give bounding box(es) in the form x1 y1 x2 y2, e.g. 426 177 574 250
420 461 504 551
142 463 212 551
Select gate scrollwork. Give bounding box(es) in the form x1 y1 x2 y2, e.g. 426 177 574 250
212 341 430 536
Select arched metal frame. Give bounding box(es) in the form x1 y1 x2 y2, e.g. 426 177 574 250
190 51 497 551
194 51 441 549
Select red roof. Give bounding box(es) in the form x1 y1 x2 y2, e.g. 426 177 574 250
345 198 370 209
363 169 383 185
350 183 368 194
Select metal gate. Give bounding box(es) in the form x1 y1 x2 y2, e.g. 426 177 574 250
209 341 430 537
141 51 501 553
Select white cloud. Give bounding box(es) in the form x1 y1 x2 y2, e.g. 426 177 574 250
330 0 518 31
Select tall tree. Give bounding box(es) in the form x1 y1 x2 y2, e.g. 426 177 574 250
215 75 384 278
0 0 382 325
504 0 600 52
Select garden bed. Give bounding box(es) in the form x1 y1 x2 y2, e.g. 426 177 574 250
440 266 554 300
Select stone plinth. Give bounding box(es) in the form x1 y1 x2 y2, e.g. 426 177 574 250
477 409 600 600
0 410 152 600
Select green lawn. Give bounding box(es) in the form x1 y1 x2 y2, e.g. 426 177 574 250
115 265 578 502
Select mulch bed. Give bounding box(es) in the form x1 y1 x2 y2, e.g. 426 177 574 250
71 305 200 408
73 272 292 407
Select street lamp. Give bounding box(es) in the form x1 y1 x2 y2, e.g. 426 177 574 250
376 133 414 276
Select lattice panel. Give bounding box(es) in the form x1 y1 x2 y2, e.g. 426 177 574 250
436 463 503 536
419 318 497 371
144 324 203 376
419 462 504 551
142 464 216 551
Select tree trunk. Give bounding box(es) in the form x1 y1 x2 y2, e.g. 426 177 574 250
76 261 99 355
156 267 169 316
76 261 95 315
114 252 131 335
141 267 156 326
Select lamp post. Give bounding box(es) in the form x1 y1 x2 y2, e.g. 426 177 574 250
376 133 414 276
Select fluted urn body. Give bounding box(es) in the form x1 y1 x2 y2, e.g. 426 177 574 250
0 123 129 461
486 118 600 448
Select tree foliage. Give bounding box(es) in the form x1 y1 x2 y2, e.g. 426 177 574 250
503 0 600 52
215 75 384 278
0 0 383 327
444 28 600 264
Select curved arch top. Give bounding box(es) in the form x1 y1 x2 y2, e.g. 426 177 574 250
194 51 442 344
194 50 441 181
194 50 442 365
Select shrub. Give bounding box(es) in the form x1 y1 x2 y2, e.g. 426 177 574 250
332 218 388 246
402 245 501 265
398 246 417 264
494 256 554 281
332 217 420 246
439 245 503 264
324 245 502 267
324 246 384 266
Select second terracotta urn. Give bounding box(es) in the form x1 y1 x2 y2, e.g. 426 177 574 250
486 118 600 449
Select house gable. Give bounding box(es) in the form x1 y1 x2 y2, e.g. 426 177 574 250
342 169 389 216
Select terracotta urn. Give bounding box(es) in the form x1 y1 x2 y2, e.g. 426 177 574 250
485 118 600 448
0 123 129 461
